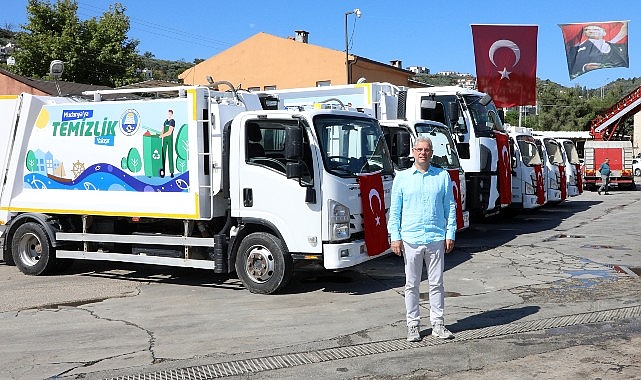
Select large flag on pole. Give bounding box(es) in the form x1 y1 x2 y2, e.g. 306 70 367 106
559 21 629 80
472 24 538 108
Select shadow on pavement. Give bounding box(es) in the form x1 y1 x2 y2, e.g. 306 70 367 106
448 305 541 332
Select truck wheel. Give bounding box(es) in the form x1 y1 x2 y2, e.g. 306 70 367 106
11 222 56 275
235 232 293 294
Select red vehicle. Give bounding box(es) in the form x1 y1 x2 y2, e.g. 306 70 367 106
584 85 641 191
583 140 635 190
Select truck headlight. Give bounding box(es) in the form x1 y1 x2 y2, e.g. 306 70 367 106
329 200 350 241
525 182 535 194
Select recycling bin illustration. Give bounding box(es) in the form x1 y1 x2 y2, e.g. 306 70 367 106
143 134 163 177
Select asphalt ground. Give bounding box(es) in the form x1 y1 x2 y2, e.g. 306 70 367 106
0 184 640 380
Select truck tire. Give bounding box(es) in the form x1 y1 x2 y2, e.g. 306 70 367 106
11 222 57 275
235 232 293 294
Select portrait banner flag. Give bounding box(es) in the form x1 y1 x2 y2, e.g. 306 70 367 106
472 24 538 108
559 21 629 80
575 163 583 193
559 165 567 200
495 131 512 206
358 172 390 256
534 164 545 205
446 168 465 230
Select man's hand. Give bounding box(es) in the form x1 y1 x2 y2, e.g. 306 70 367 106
445 239 455 254
391 240 403 256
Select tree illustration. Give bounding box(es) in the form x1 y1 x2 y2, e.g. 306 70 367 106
174 124 188 172
126 147 142 173
25 150 38 172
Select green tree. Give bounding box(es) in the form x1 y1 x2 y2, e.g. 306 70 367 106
126 147 142 173
25 150 38 172
14 0 142 87
175 124 188 173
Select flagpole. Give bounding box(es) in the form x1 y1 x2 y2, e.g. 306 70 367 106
518 106 522 127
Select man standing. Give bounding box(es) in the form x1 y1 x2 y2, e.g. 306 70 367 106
598 158 611 195
388 136 457 342
159 109 175 178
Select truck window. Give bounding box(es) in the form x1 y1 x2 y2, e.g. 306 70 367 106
245 120 313 183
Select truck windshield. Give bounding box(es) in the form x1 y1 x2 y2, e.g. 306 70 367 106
414 123 461 169
544 139 565 165
516 136 542 166
463 95 505 134
421 94 504 136
562 141 580 164
314 114 394 177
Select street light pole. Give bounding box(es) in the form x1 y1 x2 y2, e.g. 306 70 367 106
344 8 361 84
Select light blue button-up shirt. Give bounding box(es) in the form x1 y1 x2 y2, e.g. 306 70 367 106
388 165 457 244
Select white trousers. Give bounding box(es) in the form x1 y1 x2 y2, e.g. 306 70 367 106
403 240 445 327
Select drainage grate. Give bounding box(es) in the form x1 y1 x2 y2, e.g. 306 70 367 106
104 305 641 380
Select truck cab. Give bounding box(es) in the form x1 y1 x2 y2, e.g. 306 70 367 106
401 86 511 218
380 119 469 231
533 135 566 203
504 125 545 209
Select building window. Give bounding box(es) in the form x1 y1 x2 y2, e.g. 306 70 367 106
264 85 276 91
248 87 260 92
316 80 331 87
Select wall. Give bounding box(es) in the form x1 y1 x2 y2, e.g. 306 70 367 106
0 74 47 95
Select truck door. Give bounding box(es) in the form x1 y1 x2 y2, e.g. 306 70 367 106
236 118 320 254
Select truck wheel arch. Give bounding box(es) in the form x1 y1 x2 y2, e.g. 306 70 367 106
234 231 293 294
3 213 62 265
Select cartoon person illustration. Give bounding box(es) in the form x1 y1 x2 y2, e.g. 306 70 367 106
158 109 175 178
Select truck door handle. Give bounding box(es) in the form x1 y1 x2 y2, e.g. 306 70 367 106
243 188 253 207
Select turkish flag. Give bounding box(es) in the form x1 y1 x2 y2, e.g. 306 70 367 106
358 173 390 256
472 24 538 108
495 131 512 206
534 164 545 205
446 169 465 230
559 165 567 200
575 163 583 193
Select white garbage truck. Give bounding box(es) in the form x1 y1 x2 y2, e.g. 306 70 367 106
504 125 545 209
0 84 396 294
260 83 469 231
533 135 566 203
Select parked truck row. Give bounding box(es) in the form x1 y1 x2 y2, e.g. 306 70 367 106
0 81 584 294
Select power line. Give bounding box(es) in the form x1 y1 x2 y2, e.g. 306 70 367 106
76 2 233 56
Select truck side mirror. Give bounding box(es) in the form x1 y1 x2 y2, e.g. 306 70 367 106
284 127 303 160
395 132 411 157
286 162 302 178
479 94 492 106
448 103 466 134
397 156 412 169
420 99 436 109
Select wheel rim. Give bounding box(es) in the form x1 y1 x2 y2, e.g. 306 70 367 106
17 232 43 266
244 245 275 283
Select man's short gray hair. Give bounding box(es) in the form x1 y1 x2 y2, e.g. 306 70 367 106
414 136 433 148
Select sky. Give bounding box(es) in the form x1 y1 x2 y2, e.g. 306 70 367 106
2 0 640 90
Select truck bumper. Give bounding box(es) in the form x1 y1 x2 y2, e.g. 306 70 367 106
567 185 580 197
322 240 389 270
547 189 562 202
521 194 541 209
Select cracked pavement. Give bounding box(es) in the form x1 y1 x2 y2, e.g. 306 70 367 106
0 187 640 379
